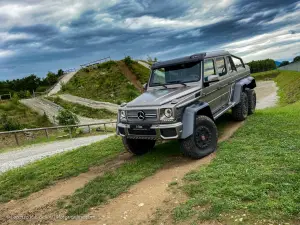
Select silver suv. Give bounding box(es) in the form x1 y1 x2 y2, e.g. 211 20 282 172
117 50 256 159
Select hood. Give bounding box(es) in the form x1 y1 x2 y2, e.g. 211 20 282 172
126 86 200 107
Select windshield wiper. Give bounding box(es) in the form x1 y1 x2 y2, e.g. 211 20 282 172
151 83 168 88
166 81 187 87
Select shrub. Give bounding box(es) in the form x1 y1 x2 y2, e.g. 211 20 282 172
0 114 21 131
56 109 79 126
124 56 134 67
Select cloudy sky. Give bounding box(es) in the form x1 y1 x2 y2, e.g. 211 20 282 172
0 0 300 80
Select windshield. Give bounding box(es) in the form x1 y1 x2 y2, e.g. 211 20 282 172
149 62 201 87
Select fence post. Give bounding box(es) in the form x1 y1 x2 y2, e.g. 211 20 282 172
45 129 49 139
14 133 19 145
104 124 107 133
88 125 91 133
68 128 72 138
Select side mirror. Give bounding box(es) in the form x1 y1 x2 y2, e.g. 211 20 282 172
143 83 147 91
204 75 219 84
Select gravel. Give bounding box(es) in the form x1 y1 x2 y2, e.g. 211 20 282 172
0 134 114 174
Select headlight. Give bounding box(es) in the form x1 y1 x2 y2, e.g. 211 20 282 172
120 110 126 119
164 108 172 118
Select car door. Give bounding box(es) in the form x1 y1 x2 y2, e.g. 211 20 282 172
201 58 223 113
215 56 231 106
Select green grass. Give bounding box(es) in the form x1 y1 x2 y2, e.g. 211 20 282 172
251 70 280 80
0 136 122 203
274 70 300 105
46 96 116 119
62 61 140 104
59 141 181 215
0 100 52 131
128 61 151 84
172 76 300 224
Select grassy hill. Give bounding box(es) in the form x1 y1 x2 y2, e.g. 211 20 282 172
61 60 150 104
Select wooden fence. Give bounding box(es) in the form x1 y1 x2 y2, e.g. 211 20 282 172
80 57 111 68
0 121 117 146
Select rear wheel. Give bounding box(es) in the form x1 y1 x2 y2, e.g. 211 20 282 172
180 115 218 159
122 138 156 155
232 91 248 121
246 89 256 115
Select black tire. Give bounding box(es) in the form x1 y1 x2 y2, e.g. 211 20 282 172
246 89 256 115
232 91 249 121
179 115 218 159
122 138 156 155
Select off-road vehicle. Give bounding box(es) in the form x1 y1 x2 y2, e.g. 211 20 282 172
116 50 256 159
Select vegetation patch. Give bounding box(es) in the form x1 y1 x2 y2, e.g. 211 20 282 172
0 99 51 131
251 70 280 80
124 56 150 84
0 136 122 203
274 70 300 105
46 96 116 119
62 61 140 104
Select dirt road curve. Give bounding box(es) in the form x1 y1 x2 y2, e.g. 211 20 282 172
20 97 114 125
256 81 278 109
58 94 119 113
48 72 77 96
0 134 113 173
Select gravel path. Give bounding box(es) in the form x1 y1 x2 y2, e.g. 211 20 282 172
48 72 77 96
20 97 115 125
0 134 113 173
256 81 278 109
137 60 151 69
58 94 119 113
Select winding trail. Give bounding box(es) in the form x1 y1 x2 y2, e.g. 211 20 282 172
137 60 151 69
48 72 77 96
58 94 119 113
20 97 114 125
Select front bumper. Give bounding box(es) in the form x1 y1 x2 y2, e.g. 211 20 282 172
117 122 183 140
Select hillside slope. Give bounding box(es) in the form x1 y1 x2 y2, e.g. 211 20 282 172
62 60 150 104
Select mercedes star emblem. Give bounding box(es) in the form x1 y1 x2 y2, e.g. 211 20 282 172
137 111 146 120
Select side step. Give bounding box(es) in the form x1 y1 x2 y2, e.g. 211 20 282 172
213 103 235 120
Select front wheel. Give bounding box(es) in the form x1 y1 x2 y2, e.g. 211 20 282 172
246 89 256 115
180 115 218 159
122 138 156 155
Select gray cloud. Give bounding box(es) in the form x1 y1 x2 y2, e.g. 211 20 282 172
0 0 299 80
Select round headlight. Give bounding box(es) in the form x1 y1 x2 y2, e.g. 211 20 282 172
120 110 126 118
164 108 172 118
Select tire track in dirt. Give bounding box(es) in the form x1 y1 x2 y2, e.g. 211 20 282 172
117 61 143 92
0 152 133 225
55 121 243 225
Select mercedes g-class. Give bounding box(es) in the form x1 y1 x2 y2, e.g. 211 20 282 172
116 50 256 159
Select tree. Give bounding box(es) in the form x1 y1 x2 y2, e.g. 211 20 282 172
57 69 64 77
46 72 58 85
247 59 276 73
124 56 134 67
279 61 290 67
293 56 300 63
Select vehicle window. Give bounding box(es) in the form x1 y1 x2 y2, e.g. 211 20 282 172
204 59 215 81
232 56 245 70
227 56 236 72
215 57 227 76
149 62 201 87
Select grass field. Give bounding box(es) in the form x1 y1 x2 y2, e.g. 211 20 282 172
251 70 280 80
62 60 148 104
0 100 52 132
172 70 300 224
46 96 116 119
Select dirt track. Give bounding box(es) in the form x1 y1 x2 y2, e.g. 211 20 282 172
0 81 278 225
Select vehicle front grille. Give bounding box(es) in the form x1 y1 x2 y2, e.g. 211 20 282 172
128 129 156 136
127 109 158 122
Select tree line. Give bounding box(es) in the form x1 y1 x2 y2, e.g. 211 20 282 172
0 69 64 98
246 59 277 73
278 56 300 67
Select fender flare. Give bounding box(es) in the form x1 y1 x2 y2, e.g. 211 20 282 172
181 102 213 139
232 76 256 104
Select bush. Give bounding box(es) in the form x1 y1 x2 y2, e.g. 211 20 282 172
124 56 134 67
0 114 21 131
56 109 79 126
